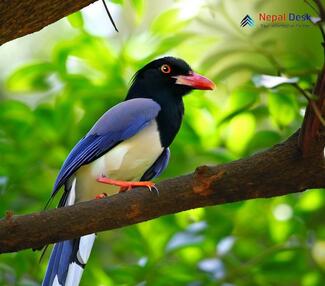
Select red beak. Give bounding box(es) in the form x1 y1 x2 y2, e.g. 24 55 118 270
173 72 215 90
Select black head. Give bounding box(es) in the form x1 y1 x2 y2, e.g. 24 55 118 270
125 57 215 102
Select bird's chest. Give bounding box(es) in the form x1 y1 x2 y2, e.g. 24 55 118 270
84 120 163 181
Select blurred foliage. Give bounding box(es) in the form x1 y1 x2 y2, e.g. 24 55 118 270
1 0 325 285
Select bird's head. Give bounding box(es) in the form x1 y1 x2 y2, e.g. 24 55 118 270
126 57 215 101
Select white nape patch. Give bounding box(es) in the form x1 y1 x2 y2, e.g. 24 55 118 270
65 262 83 286
52 275 62 286
66 178 76 206
77 234 96 264
75 120 164 201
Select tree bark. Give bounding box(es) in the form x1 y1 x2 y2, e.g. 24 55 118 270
1 131 325 254
0 0 98 45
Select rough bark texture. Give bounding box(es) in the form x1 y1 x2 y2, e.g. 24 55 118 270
1 131 325 253
0 0 98 45
299 65 325 155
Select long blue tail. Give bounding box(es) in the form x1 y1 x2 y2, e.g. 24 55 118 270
42 235 96 286
42 178 96 286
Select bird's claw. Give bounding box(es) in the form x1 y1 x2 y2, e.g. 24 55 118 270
119 181 159 195
96 193 107 199
147 184 159 196
95 193 108 199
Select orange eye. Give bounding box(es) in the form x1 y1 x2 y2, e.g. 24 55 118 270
161 64 171 74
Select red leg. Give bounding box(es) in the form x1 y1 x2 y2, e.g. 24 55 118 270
96 177 158 193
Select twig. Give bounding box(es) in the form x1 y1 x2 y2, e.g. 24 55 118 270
305 0 320 15
102 0 119 32
293 83 325 127
313 0 325 56
314 0 325 20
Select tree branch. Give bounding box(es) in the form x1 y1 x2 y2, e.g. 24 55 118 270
299 64 325 155
299 0 325 155
1 131 325 254
0 0 98 45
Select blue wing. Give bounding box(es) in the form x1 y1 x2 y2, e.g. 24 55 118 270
141 148 170 181
52 98 161 196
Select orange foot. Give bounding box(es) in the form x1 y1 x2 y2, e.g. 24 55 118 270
95 192 107 199
96 177 158 193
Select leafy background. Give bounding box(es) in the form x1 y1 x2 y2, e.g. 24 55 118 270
1 0 325 285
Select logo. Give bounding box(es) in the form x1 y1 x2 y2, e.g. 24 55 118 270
240 12 312 29
240 15 255 27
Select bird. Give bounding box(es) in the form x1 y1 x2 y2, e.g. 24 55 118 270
42 56 215 286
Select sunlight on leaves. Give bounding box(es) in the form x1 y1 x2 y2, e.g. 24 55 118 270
67 11 85 29
226 112 256 154
6 62 55 92
312 241 325 270
151 9 189 35
267 92 298 127
298 189 324 212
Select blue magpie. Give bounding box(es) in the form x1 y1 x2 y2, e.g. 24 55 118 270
42 57 215 286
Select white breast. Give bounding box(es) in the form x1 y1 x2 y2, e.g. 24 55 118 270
75 120 163 201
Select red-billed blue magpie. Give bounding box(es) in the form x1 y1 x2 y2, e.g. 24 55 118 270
42 57 215 286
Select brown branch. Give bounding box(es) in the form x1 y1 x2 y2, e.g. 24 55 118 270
299 1 325 155
1 131 325 254
299 64 325 155
0 0 98 45
293 83 325 126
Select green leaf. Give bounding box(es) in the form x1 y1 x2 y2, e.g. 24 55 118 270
150 32 193 58
247 130 282 153
151 9 188 35
201 44 252 71
131 0 145 22
312 241 325 269
267 92 298 127
298 189 324 212
229 89 258 111
53 34 117 77
226 112 256 155
110 0 123 4
0 100 33 125
6 62 55 92
216 89 258 126
67 11 84 29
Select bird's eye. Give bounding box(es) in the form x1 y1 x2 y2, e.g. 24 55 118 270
161 64 171 74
